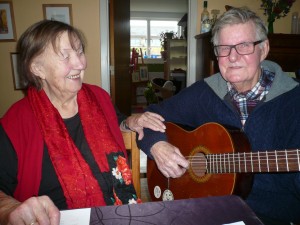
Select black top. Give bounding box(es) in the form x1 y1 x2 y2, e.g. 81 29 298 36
0 114 135 209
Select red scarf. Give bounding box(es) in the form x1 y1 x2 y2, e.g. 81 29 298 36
1 84 126 208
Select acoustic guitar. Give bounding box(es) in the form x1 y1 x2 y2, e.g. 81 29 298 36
147 122 300 201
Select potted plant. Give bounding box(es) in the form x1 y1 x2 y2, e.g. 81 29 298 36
159 31 177 60
144 82 158 104
160 31 177 50
260 0 296 33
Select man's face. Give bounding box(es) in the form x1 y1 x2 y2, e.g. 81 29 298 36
217 21 269 92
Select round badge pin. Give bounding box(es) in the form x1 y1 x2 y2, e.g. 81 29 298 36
154 186 161 199
162 189 174 201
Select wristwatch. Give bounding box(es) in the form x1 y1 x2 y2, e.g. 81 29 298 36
121 120 130 130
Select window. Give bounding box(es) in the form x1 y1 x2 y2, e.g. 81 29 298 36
130 19 179 59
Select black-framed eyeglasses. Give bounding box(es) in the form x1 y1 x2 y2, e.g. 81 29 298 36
214 40 264 57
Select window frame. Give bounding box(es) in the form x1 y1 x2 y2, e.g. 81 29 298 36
130 12 184 63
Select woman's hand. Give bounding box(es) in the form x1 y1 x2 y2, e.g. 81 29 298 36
124 112 166 140
0 193 60 225
150 141 189 178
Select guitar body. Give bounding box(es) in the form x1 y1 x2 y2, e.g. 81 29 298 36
147 122 253 201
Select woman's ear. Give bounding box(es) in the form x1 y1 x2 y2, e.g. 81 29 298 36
260 39 270 62
30 62 45 79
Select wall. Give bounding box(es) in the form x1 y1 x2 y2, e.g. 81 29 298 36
0 0 100 117
1 0 300 117
196 0 300 34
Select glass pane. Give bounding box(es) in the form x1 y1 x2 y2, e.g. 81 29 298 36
130 20 147 58
150 21 178 58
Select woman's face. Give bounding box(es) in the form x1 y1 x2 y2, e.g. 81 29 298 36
31 31 87 100
217 22 269 92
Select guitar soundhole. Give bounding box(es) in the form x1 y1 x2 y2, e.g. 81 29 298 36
190 152 207 177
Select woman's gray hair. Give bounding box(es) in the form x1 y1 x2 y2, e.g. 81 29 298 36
16 20 86 90
211 7 268 46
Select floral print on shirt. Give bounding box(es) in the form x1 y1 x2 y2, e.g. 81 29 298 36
107 152 142 205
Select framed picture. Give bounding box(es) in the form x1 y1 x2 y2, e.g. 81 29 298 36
10 52 26 90
139 66 149 81
132 71 140 82
0 1 16 41
43 4 73 25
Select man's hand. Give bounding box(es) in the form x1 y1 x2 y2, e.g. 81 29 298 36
125 112 166 140
150 141 189 178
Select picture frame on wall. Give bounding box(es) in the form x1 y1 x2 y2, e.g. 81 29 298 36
43 4 73 25
139 66 149 81
10 52 26 90
0 1 16 42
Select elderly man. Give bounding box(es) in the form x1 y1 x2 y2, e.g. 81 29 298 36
138 7 300 225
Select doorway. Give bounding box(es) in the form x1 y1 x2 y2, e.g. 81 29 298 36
99 0 198 113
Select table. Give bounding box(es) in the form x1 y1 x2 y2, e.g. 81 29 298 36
90 195 263 225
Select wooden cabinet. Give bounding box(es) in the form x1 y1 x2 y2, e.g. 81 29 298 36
266 34 300 73
194 32 218 80
195 32 300 80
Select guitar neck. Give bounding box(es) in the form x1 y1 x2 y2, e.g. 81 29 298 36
206 149 300 173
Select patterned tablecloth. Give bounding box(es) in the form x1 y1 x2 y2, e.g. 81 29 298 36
90 195 263 225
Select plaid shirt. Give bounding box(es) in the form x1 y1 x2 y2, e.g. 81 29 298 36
227 69 275 125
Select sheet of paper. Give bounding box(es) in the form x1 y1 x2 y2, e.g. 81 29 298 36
223 222 245 225
60 208 91 225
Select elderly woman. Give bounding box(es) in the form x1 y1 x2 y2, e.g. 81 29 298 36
0 20 165 225
138 7 300 225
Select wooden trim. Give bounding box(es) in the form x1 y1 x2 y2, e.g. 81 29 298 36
122 131 141 198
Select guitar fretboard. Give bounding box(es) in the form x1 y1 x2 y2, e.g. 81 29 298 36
205 149 300 173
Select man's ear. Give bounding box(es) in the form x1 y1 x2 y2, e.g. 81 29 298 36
260 39 270 62
30 62 45 79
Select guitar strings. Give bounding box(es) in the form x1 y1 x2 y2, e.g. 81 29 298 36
184 149 300 161
182 149 300 173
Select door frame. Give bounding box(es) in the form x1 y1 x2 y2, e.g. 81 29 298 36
99 0 198 94
99 0 110 93
186 0 198 87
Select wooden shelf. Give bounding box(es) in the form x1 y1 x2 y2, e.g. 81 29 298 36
131 81 148 106
166 39 187 80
